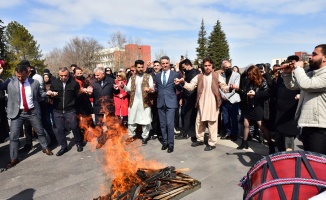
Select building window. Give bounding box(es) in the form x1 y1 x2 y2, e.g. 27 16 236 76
276 60 279 64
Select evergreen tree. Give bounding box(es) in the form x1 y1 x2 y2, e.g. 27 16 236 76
196 18 207 64
5 21 45 76
207 20 229 70
0 20 6 59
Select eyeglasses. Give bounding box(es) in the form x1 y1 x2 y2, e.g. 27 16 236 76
130 70 135 72
117 75 121 77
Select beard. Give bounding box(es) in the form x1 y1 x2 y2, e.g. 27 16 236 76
309 58 322 70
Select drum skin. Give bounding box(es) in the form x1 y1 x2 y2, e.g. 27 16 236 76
241 151 326 200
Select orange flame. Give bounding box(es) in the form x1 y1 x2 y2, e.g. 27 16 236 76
80 100 164 198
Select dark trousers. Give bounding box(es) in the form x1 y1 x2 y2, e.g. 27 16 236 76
53 111 82 149
181 100 197 138
158 106 176 148
221 101 239 137
174 105 180 129
150 105 162 137
10 110 48 160
40 102 56 143
302 127 326 155
274 132 296 151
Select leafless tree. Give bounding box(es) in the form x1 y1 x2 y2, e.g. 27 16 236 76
108 31 127 49
45 37 103 72
44 48 66 73
108 31 127 70
62 37 103 70
155 49 167 60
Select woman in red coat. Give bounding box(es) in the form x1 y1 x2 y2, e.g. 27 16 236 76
114 71 129 127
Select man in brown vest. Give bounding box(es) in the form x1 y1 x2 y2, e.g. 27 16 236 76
122 60 154 145
174 57 230 151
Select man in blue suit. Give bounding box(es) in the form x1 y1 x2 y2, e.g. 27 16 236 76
155 56 182 153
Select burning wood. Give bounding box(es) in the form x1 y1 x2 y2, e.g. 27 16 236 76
94 166 201 200
81 102 201 200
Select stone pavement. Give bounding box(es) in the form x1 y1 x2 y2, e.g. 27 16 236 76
0 133 302 200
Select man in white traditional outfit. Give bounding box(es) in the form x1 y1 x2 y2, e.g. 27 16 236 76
122 60 154 145
174 57 230 151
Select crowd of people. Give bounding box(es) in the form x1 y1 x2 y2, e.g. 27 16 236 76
0 43 326 171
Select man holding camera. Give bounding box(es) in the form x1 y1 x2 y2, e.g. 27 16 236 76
282 44 326 155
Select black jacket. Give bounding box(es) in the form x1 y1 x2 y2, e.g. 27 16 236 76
90 76 119 115
50 77 80 113
182 68 200 100
238 79 270 109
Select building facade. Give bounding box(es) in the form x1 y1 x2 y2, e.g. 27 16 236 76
271 51 311 66
93 44 151 72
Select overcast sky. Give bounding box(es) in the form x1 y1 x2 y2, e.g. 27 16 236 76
1 0 326 67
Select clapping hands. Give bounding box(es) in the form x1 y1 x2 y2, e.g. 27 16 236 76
174 78 184 85
46 90 58 97
230 84 239 91
247 90 255 98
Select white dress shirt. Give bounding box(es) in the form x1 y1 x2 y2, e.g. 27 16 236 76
20 79 34 110
161 69 171 84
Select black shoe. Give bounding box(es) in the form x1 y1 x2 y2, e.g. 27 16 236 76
175 133 188 140
237 140 248 149
56 148 68 156
23 144 32 152
191 141 204 147
167 147 174 153
142 138 148 146
76 144 83 152
161 145 168 150
204 145 216 151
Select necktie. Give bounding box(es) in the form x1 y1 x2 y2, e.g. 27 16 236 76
21 82 29 111
163 72 166 86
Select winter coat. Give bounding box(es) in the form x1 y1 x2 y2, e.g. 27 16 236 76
113 79 129 116
283 66 326 128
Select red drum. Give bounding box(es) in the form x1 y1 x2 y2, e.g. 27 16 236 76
239 151 326 200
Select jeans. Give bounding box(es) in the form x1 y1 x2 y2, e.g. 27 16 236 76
221 101 239 137
10 109 48 160
53 111 82 149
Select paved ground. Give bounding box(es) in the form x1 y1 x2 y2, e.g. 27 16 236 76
0 131 302 200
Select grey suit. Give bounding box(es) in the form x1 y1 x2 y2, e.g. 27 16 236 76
0 77 48 160
155 70 181 148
